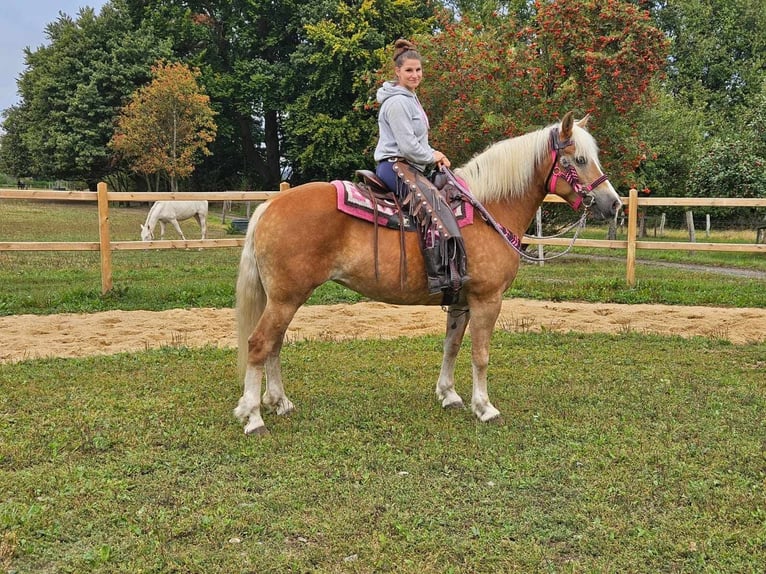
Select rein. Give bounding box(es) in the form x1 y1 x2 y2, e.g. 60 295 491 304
442 125 608 263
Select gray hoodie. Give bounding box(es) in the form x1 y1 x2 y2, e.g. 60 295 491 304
373 81 435 171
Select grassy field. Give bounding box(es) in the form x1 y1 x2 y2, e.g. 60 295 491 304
1 200 764 315
1 333 765 572
1 199 765 572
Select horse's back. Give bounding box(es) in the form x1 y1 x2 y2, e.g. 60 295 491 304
154 200 208 220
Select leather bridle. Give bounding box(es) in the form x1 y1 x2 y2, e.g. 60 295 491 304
544 127 609 210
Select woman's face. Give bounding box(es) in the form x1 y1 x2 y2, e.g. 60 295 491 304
395 58 423 92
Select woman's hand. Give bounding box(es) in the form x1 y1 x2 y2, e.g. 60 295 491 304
433 150 451 168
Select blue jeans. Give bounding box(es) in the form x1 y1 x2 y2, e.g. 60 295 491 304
375 160 403 198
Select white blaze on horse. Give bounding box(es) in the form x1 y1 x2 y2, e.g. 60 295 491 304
234 112 622 435
140 201 208 241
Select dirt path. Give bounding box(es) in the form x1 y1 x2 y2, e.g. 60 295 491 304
2 300 764 363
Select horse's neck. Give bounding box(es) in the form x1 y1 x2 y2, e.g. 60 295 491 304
145 204 162 229
488 183 548 237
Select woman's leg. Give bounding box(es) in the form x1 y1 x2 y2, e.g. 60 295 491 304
375 161 401 196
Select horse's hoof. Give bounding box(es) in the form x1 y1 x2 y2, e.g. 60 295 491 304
475 405 502 423
276 400 295 416
245 425 270 437
443 400 465 410
479 410 503 424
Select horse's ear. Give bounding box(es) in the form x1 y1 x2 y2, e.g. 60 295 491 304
576 114 591 128
576 113 591 129
560 111 574 140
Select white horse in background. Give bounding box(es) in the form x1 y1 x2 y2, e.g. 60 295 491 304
140 201 208 241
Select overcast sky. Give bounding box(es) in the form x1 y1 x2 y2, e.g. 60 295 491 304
0 1 108 113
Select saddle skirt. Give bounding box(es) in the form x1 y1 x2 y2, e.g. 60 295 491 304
332 179 474 231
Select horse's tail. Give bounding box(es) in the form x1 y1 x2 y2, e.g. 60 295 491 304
235 202 271 375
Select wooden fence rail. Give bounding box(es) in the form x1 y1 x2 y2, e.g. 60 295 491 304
1 184 765 292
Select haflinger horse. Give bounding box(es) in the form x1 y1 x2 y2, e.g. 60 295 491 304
140 200 208 241
234 111 621 435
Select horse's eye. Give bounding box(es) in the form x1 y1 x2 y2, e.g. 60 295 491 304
575 156 587 166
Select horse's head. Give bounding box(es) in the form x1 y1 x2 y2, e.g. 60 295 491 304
140 224 154 241
546 112 622 220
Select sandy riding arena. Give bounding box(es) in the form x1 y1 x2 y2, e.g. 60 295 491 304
1 299 765 363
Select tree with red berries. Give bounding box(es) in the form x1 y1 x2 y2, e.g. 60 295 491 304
409 1 669 190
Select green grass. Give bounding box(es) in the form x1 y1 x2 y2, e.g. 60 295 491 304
1 200 764 315
2 333 765 572
3 200 765 572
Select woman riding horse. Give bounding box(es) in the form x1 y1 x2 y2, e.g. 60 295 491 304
374 39 469 303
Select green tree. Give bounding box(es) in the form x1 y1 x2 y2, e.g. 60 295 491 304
110 61 217 192
283 0 437 181
129 0 305 189
633 89 705 196
0 1 171 189
652 0 765 127
642 0 766 199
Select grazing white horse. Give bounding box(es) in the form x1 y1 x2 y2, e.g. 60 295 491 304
140 201 208 241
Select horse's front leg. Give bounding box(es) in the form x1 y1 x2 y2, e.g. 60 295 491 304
170 219 187 241
468 299 503 422
436 306 470 409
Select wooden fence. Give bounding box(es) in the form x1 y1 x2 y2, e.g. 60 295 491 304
1 184 764 292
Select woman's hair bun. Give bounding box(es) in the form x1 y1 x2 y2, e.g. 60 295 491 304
392 38 420 64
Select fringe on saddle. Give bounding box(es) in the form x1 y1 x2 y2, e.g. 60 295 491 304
355 162 469 306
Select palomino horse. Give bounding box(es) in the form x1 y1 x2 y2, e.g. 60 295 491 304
140 200 208 241
234 112 621 435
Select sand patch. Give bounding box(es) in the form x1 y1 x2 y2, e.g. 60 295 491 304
2 300 764 363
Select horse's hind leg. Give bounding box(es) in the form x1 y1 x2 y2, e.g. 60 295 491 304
196 213 207 240
235 364 268 435
436 305 470 409
263 342 294 416
236 300 300 434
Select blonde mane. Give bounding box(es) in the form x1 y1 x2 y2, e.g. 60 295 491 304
455 121 600 203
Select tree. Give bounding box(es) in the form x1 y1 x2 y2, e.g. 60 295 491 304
409 1 668 190
110 61 217 192
652 0 765 127
0 0 172 189
283 0 437 181
641 0 766 199
129 0 305 189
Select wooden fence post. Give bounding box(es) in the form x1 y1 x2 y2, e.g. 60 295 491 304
97 181 113 294
626 188 638 287
686 210 696 256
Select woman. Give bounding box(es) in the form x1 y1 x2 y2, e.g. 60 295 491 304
373 39 450 195
373 39 467 302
